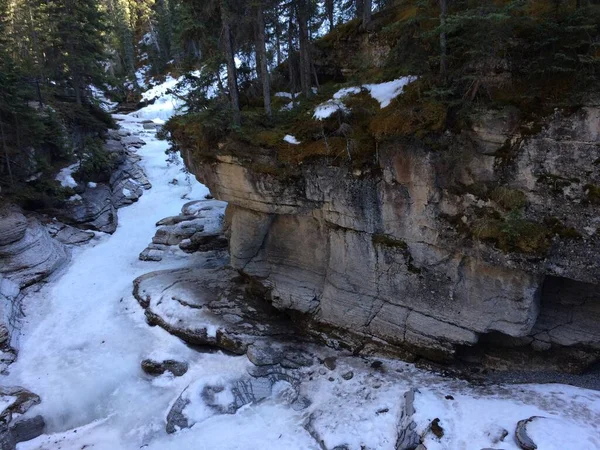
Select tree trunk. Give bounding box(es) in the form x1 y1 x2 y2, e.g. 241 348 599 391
439 0 448 80
274 7 282 66
256 2 271 117
287 9 298 96
296 0 312 98
0 119 13 186
363 0 372 28
325 0 335 32
356 0 364 19
220 1 241 126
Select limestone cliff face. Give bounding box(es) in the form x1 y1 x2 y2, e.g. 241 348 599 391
183 106 600 370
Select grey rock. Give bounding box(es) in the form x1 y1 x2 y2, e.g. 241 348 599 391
0 209 69 289
141 358 188 377
0 210 27 246
156 215 198 227
152 220 205 246
9 415 44 443
133 267 297 354
0 387 41 425
166 365 301 434
186 105 600 367
59 184 118 233
515 416 540 450
122 135 145 149
139 247 165 262
323 357 337 370
396 388 422 450
179 231 228 253
165 387 191 434
47 222 95 245
341 371 354 380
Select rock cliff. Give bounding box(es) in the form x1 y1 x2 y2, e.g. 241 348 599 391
181 105 600 372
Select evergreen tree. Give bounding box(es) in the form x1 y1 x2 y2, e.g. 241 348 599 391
44 0 109 105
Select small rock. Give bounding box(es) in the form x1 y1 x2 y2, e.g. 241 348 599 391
516 416 539 450
141 359 188 377
328 377 335 382
10 415 45 443
430 418 444 438
445 395 454 400
139 247 164 262
341 371 354 380
323 357 337 371
370 360 383 369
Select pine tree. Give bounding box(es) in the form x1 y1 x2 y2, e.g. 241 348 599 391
44 0 109 105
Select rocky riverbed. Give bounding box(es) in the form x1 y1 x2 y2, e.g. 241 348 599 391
0 106 598 450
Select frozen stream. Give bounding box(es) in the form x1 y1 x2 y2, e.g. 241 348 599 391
3 112 600 450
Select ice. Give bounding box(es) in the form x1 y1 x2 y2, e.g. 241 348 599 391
283 134 301 145
8 72 600 450
55 163 79 188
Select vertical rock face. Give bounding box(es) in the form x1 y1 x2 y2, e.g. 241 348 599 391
183 107 600 368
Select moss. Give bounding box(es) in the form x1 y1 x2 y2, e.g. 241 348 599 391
474 211 550 254
543 217 581 239
490 187 527 210
369 82 447 140
372 233 422 273
583 184 600 205
537 173 579 194
372 233 408 249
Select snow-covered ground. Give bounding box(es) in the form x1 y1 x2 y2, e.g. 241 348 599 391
3 80 599 450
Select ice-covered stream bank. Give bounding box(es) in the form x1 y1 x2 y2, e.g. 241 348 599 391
2 109 599 450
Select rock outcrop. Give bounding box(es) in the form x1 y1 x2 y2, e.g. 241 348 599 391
54 128 151 233
181 106 600 371
0 206 70 365
0 386 45 449
139 199 227 262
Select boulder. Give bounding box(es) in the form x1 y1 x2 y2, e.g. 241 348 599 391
46 221 95 245
166 365 305 434
133 266 300 355
141 358 188 377
58 184 118 233
0 209 69 289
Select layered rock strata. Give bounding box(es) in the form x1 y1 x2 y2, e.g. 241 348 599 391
182 106 600 370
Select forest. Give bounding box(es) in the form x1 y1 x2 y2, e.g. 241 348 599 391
0 0 599 201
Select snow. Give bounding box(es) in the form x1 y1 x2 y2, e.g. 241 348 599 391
87 182 97 188
89 86 118 112
363 76 417 108
7 73 600 450
133 71 207 121
283 134 301 145
122 188 132 197
275 92 294 99
313 99 348 120
333 86 362 99
55 163 79 188
312 77 416 120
